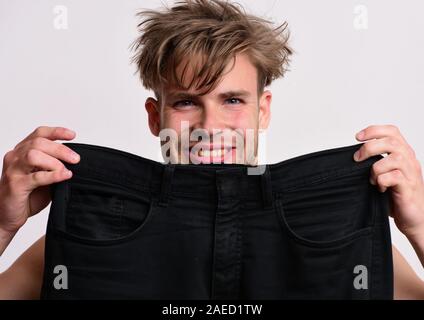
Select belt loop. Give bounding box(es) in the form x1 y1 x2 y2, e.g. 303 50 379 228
158 164 175 207
241 168 249 202
260 165 273 209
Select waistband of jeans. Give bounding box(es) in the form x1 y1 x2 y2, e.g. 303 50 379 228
61 142 381 201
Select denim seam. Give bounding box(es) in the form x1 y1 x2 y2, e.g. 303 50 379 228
69 159 374 198
275 161 373 194
369 228 375 299
68 166 153 192
235 207 242 298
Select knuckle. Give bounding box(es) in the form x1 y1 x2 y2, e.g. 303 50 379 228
3 150 14 166
30 171 42 185
52 127 60 137
33 126 46 136
389 124 399 132
56 163 66 172
30 137 45 149
394 169 403 179
393 153 403 162
26 148 39 163
388 137 399 148
53 127 66 137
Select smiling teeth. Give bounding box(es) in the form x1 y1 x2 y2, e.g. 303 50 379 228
198 149 228 157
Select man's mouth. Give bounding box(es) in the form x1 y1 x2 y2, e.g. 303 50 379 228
185 144 236 164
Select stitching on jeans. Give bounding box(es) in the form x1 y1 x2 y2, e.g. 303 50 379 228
64 182 72 233
63 142 162 167
171 164 372 197
72 154 374 188
116 198 124 237
235 209 242 298
69 166 152 192
369 224 376 299
275 161 374 194
69 157 375 198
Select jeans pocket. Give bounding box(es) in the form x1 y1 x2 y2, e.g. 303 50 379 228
275 169 376 248
48 176 157 245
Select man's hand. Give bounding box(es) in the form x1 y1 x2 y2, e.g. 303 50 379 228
0 126 80 254
353 124 424 244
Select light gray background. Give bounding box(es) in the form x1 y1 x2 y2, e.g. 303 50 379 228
1 0 423 281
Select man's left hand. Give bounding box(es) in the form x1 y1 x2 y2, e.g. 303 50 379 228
354 124 424 240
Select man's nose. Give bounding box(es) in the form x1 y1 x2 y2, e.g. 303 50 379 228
193 104 224 133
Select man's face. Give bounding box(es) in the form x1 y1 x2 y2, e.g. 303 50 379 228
145 53 272 165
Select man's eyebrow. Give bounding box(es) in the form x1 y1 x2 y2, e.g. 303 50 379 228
217 90 251 99
168 90 251 100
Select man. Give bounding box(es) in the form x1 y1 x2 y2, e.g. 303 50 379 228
0 0 423 299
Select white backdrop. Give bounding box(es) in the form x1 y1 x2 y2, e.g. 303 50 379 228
1 0 423 280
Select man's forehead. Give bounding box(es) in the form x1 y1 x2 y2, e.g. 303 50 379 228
161 53 258 100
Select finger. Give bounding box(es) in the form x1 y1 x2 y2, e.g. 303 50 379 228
15 126 76 150
25 168 73 191
370 152 416 182
355 124 407 143
15 137 80 166
375 169 407 193
354 137 410 162
15 148 70 175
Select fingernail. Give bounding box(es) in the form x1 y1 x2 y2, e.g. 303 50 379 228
64 169 72 177
70 152 80 161
354 150 361 161
356 130 364 140
66 129 76 137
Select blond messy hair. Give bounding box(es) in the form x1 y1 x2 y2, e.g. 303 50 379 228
131 0 293 102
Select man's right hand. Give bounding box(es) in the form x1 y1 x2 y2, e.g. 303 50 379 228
0 126 80 252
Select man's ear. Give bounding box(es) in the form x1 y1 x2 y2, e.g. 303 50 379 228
258 90 272 130
145 97 161 137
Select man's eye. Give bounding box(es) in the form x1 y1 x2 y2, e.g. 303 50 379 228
226 98 242 105
173 98 243 108
173 100 194 108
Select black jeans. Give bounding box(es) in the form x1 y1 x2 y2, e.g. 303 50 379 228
40 142 393 299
